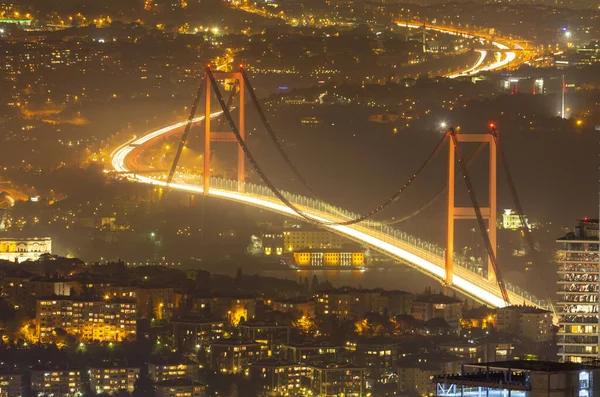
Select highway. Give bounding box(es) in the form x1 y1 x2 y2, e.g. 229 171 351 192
110 117 546 310
396 21 524 78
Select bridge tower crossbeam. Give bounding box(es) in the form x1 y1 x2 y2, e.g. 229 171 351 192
203 71 245 193
446 132 497 286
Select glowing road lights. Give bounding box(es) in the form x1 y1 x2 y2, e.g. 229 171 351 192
440 122 447 129
110 118 535 309
488 122 496 129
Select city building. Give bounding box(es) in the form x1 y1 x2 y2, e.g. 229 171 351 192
434 360 600 397
136 286 175 320
281 340 341 363
412 293 463 331
30 368 82 396
271 298 316 318
380 290 414 316
89 363 139 395
239 321 293 345
249 360 309 396
191 295 257 324
501 209 531 230
496 305 553 343
207 338 268 374
0 237 51 262
155 379 207 397
556 218 600 363
306 362 365 397
283 227 346 252
172 316 225 351
35 297 137 342
293 249 365 267
0 371 21 397
315 288 385 320
398 352 462 396
147 362 201 383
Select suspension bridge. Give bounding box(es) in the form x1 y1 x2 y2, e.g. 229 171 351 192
110 67 548 310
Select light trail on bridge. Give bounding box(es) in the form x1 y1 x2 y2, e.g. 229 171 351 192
111 117 510 308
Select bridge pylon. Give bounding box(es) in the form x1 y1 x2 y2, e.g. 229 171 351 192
202 69 245 194
446 130 497 286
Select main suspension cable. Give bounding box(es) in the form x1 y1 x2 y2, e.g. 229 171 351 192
240 67 321 198
385 142 486 225
166 76 206 184
449 127 510 305
207 68 447 226
491 127 551 310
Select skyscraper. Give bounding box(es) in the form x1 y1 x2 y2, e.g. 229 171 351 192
557 218 600 363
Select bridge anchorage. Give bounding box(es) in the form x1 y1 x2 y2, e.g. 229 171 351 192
115 66 548 310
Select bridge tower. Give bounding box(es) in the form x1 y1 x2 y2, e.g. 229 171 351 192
203 70 245 193
446 131 497 285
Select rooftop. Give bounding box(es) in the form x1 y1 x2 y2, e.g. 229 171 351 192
413 293 462 304
469 360 600 372
155 378 206 388
498 305 550 314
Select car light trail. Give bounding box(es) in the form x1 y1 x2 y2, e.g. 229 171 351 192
397 21 520 77
110 116 509 308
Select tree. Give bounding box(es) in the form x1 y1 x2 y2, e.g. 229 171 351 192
293 316 317 335
354 312 394 337
310 275 319 292
132 375 156 397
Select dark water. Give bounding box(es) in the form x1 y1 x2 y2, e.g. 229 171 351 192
260 265 442 294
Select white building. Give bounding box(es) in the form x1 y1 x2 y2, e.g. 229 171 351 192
501 209 530 230
0 237 51 262
557 218 600 363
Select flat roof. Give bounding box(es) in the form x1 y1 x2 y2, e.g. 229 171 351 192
469 360 599 372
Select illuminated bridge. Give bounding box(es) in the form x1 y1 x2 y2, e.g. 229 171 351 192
111 67 548 310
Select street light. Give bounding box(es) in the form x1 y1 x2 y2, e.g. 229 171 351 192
440 121 447 129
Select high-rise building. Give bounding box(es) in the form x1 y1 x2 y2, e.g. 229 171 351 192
557 218 600 363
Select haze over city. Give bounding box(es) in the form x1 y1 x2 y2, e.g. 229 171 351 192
0 0 598 396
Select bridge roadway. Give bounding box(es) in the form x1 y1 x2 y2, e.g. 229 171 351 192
110 115 547 310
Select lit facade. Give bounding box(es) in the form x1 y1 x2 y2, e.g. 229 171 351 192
315 288 385 320
0 237 51 263
307 363 365 397
89 365 139 394
557 218 600 363
501 209 530 230
283 228 345 252
30 369 81 397
208 339 268 374
147 363 200 383
155 379 206 397
172 317 225 351
35 297 137 342
271 298 315 317
293 249 365 267
249 360 309 396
